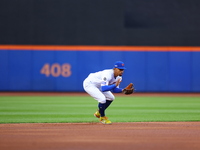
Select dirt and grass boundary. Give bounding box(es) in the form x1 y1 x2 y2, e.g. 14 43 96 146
0 92 200 97
0 92 200 150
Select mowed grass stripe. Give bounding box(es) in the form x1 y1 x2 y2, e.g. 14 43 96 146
0 96 199 123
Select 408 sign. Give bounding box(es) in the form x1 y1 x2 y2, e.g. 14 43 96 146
40 63 72 77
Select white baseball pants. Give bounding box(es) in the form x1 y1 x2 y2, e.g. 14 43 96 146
83 79 115 104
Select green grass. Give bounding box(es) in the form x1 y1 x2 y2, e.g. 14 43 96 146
0 96 200 123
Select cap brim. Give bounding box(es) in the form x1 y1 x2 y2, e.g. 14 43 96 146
116 67 126 69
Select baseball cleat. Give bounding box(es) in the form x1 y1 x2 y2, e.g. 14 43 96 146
94 110 101 118
100 116 112 125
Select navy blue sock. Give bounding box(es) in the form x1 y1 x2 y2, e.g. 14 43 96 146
105 100 113 109
98 103 106 117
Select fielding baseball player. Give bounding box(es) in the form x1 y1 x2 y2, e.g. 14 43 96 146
83 61 133 124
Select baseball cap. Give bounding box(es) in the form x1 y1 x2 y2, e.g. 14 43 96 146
114 61 126 69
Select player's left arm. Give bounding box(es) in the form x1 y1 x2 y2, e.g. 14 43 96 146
112 87 123 93
101 84 117 92
101 77 121 92
111 76 123 93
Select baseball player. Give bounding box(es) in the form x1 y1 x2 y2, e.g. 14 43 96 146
83 61 130 124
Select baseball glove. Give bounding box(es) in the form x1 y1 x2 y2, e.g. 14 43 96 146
122 83 134 95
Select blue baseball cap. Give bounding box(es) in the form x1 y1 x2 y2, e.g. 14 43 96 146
114 61 126 69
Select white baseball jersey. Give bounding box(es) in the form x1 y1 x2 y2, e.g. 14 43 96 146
83 69 122 103
85 69 122 88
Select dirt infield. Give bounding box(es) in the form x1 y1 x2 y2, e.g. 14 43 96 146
0 122 200 150
0 92 200 150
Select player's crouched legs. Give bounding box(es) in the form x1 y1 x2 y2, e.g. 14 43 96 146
99 106 112 124
104 91 115 110
96 92 114 124
98 101 112 125
84 87 113 124
94 100 113 118
105 100 113 110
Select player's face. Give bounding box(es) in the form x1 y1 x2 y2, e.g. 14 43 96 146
114 68 124 77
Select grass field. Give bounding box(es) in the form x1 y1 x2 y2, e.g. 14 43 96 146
0 95 200 123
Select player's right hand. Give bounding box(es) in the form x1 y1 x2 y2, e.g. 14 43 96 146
115 79 121 87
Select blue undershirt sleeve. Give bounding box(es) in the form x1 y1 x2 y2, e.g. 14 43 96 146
101 84 116 92
112 87 123 93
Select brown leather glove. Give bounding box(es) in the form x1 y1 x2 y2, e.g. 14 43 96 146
122 83 134 95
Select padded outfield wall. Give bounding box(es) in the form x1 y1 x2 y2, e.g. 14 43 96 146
0 45 200 92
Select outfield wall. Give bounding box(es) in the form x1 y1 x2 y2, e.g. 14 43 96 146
0 45 200 92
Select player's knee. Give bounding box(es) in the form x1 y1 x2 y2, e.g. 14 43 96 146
96 95 107 104
107 95 115 101
98 99 106 104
